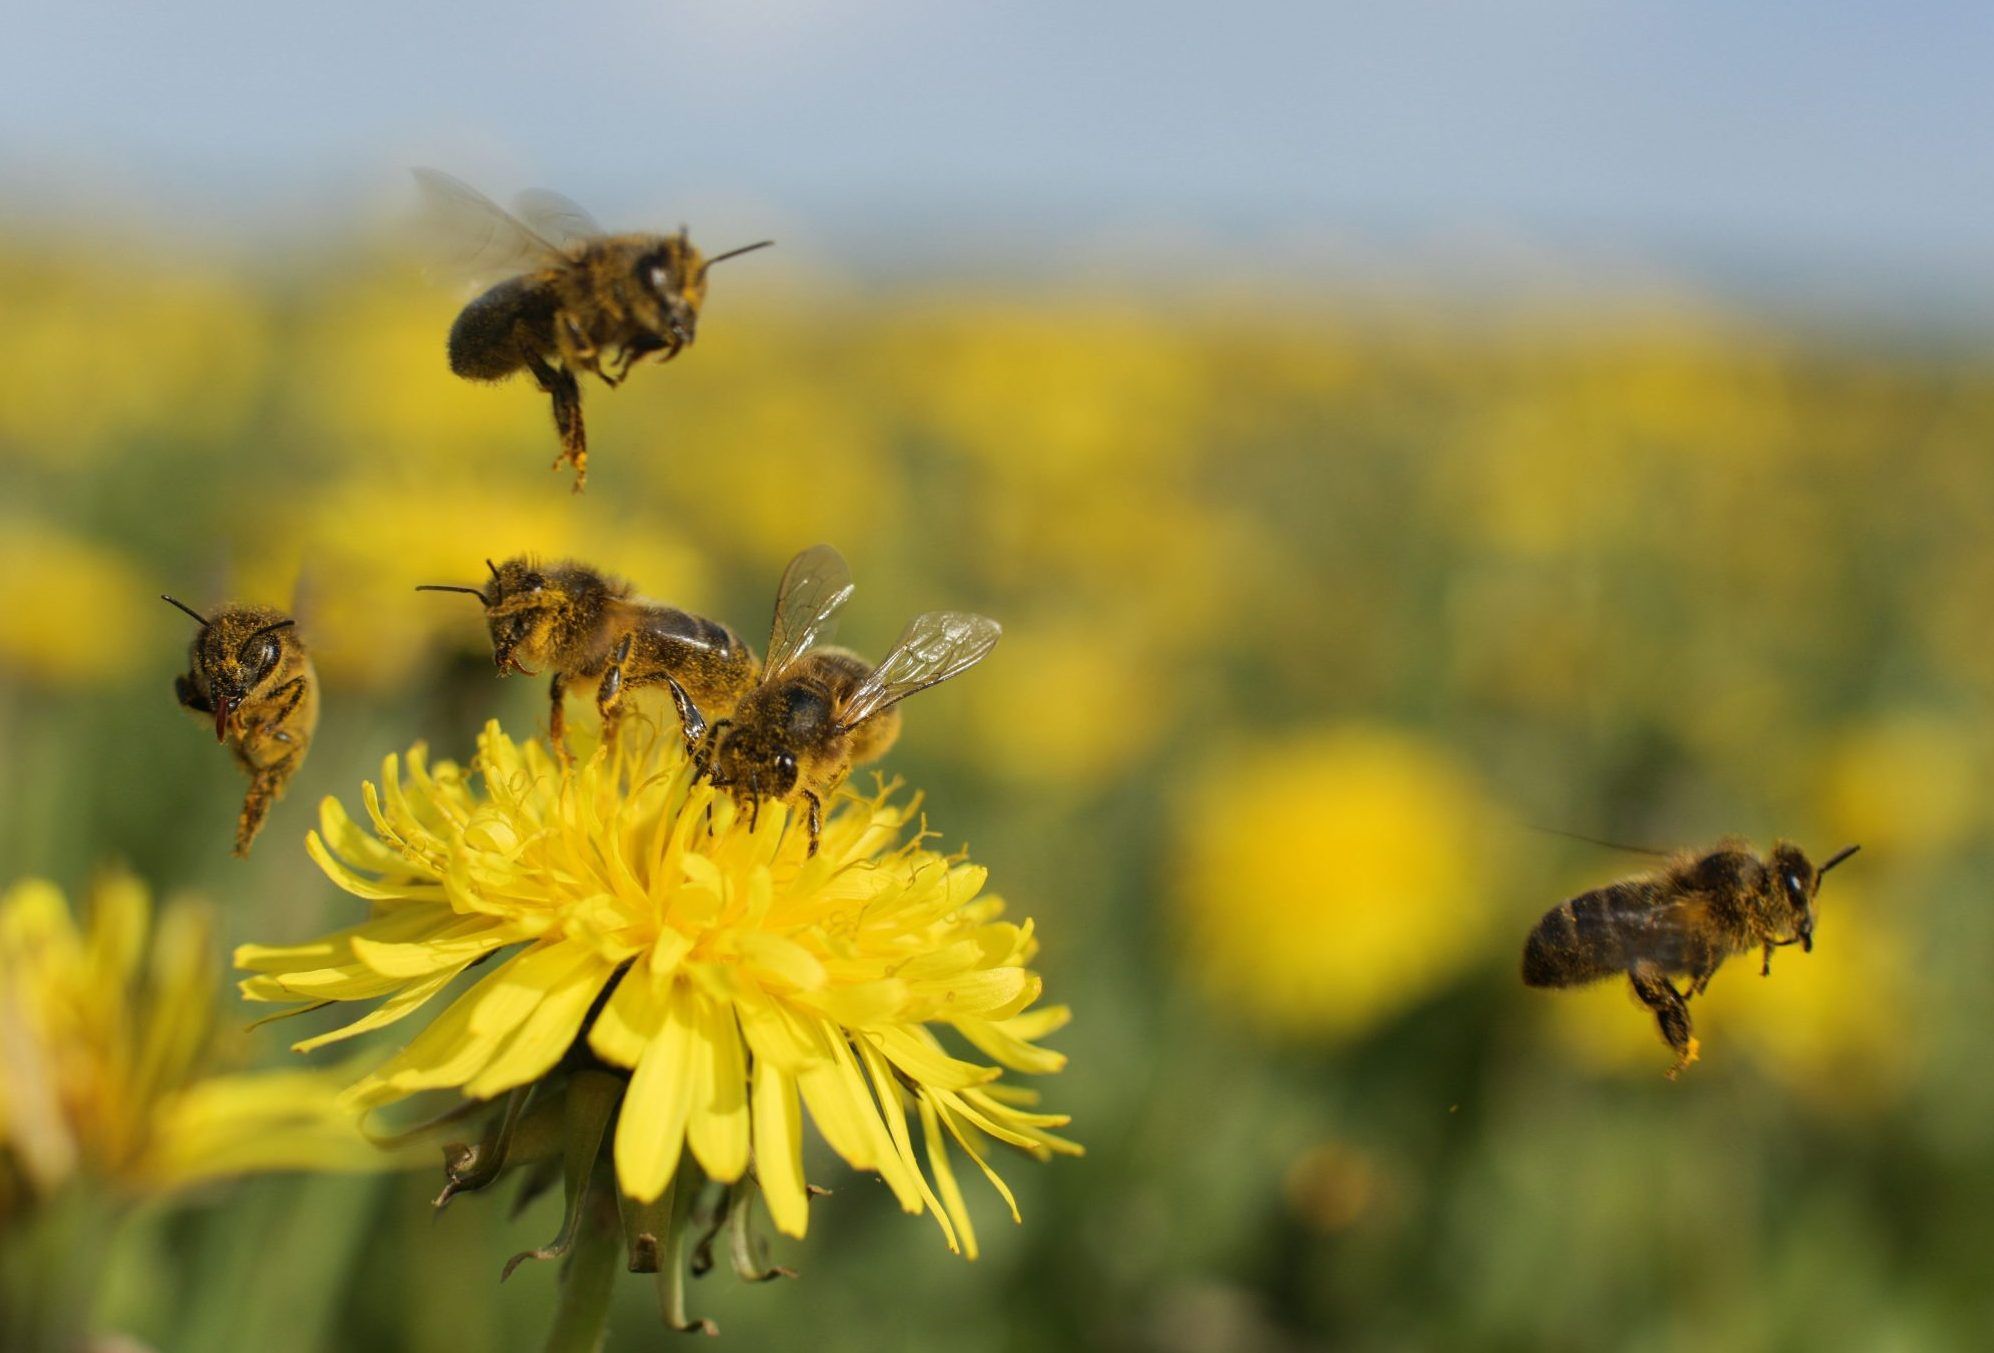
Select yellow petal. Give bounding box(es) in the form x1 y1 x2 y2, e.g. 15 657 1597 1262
685 993 750 1183
614 980 696 1203
587 965 667 1068
464 955 613 1099
751 1058 809 1238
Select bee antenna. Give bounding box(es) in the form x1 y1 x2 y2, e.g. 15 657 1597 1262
247 618 297 641
1527 824 1670 857
486 558 501 581
415 584 489 602
1818 844 1861 876
700 240 774 280
160 594 211 627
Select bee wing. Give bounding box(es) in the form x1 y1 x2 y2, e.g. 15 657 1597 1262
836 612 1001 731
1588 889 1714 973
412 167 568 283
763 544 856 679
514 187 606 253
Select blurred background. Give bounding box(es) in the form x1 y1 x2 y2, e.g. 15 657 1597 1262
4 3 1994 1350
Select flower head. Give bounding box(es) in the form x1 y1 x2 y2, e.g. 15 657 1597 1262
238 717 1075 1320
1174 726 1499 1039
0 873 375 1221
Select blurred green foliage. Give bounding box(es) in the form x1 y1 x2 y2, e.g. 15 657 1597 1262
3 236 1993 1351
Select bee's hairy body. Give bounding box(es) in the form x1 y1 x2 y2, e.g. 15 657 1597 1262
168 602 318 858
705 647 905 832
445 235 711 490
1522 838 1854 1078
437 557 758 753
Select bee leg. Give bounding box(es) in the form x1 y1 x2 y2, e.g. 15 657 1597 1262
1687 960 1718 999
1759 941 1775 977
518 341 588 491
1630 969 1699 1079
692 719 732 782
547 672 570 757
661 674 709 759
174 672 212 714
267 675 309 723
595 636 637 746
609 334 664 384
801 791 823 857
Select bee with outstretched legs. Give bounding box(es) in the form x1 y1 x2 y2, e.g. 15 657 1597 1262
163 595 319 857
1522 838 1860 1077
415 169 772 491
695 544 1001 855
418 557 759 754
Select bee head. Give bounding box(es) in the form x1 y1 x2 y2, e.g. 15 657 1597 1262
163 596 296 742
1766 840 1860 952
418 557 574 676
635 238 702 346
703 722 801 804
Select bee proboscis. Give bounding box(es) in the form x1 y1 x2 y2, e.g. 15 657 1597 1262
415 168 772 491
1522 838 1860 1077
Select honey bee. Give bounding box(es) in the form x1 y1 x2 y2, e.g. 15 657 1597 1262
417 556 759 751
697 544 1002 854
1522 838 1860 1077
162 595 319 857
415 168 773 491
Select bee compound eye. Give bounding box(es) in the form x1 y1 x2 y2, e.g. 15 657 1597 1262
777 752 797 775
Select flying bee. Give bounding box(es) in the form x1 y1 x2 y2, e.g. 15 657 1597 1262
1522 838 1861 1078
162 596 319 858
415 168 773 492
697 544 1002 854
417 556 759 752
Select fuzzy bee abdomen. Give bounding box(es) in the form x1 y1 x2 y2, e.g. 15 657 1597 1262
448 275 558 380
1520 883 1663 988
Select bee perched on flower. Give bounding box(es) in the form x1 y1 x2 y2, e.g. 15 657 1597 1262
0 874 382 1350
237 716 1077 1339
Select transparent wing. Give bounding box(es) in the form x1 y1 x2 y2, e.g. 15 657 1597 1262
837 612 1001 730
1585 887 1712 973
763 544 856 678
514 187 605 252
412 167 566 283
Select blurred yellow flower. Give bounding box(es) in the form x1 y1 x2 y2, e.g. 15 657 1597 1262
1174 726 1498 1039
0 252 267 467
960 617 1171 787
890 301 1210 482
0 524 153 687
0 873 375 1220
1819 716 1983 860
239 717 1076 1324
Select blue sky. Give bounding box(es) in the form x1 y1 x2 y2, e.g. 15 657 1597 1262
4 2 1991 301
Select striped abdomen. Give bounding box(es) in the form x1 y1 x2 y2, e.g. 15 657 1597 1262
1520 881 1713 988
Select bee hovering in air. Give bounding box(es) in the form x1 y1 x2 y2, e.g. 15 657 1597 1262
414 168 773 491
1522 838 1861 1078
162 596 319 858
417 556 759 753
698 544 1002 855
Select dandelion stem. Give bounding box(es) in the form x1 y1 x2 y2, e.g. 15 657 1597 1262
541 1183 621 1353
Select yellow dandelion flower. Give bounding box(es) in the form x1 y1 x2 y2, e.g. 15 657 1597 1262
0 523 154 687
1174 726 1499 1039
0 873 383 1250
237 717 1076 1333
